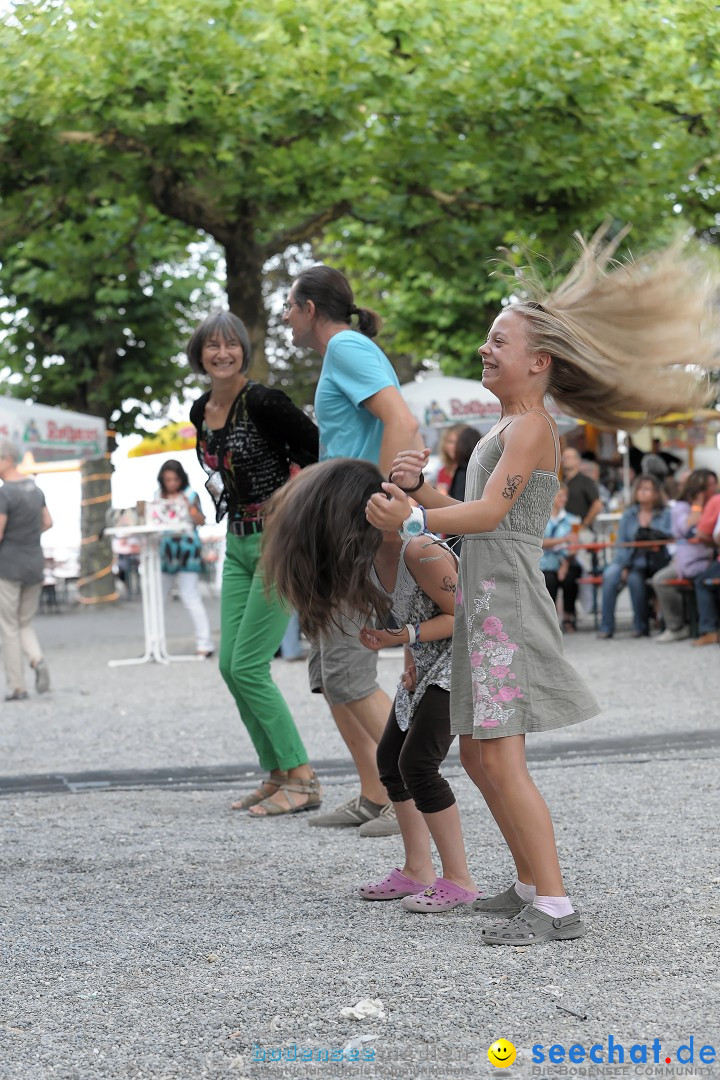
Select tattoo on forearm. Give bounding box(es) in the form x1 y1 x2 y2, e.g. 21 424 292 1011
441 576 456 594
502 474 522 499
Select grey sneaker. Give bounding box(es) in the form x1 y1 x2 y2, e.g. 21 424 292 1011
470 884 525 918
34 660 51 694
656 627 690 643
358 803 400 837
308 795 384 828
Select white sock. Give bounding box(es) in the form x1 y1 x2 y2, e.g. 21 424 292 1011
514 880 536 903
533 894 574 918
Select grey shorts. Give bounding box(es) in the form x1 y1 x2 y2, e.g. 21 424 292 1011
308 607 379 706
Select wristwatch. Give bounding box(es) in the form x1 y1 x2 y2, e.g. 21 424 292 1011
400 506 427 538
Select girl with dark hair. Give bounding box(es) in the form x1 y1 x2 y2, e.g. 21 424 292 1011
263 459 483 911
157 459 214 658
188 310 322 816
448 426 482 503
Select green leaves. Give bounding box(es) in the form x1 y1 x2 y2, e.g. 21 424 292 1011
1 0 717 416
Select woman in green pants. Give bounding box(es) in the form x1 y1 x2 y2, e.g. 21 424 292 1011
189 311 321 816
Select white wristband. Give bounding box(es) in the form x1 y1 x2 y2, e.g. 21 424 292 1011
406 623 416 646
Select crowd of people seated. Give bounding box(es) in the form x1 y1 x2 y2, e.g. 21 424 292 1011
431 427 719 642
539 440 720 643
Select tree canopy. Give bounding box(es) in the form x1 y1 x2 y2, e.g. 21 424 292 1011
0 193 218 431
1 0 717 423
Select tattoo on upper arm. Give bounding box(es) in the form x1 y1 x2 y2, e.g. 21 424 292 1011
440 576 456 595
502 474 523 499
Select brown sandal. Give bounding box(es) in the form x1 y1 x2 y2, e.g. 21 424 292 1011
231 772 288 810
248 772 322 817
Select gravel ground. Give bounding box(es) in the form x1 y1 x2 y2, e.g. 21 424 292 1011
1 596 718 1080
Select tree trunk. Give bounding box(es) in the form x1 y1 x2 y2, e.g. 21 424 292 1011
78 456 117 606
225 231 269 382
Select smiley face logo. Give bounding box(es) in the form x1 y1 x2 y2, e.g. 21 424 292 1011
487 1039 517 1068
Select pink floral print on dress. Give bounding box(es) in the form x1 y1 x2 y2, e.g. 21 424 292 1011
457 578 525 729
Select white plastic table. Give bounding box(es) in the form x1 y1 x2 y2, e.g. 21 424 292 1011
104 524 205 667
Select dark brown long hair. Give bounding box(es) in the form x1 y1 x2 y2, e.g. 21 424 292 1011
678 468 716 505
262 459 390 636
157 459 190 494
293 265 382 339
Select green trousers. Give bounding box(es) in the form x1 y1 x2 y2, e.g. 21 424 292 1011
219 532 309 771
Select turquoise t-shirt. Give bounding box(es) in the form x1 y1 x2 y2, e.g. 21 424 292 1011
314 330 400 463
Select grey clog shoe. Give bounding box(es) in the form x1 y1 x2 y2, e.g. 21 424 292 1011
470 884 525 918
482 905 586 946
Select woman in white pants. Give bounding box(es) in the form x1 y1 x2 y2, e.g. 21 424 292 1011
157 460 214 657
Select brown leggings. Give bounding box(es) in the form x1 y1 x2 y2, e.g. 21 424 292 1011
376 685 456 815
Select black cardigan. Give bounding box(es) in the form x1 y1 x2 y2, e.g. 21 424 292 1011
190 382 318 522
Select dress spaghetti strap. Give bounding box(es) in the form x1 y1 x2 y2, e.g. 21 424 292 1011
495 409 560 473
531 409 560 473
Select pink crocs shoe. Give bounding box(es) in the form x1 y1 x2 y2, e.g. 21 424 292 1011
358 868 431 901
401 877 484 913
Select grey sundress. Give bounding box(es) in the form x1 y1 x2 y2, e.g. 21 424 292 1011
450 417 600 739
372 537 453 731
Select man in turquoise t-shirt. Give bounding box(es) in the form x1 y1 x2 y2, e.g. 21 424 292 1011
315 330 402 465
284 266 420 834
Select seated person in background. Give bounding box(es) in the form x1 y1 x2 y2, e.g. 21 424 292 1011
696 490 720 547
598 475 671 639
691 487 720 647
653 469 717 644
540 484 582 632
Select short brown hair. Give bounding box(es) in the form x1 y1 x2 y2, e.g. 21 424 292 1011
186 311 251 375
631 473 665 509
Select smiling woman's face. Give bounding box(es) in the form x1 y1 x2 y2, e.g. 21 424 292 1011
200 333 245 380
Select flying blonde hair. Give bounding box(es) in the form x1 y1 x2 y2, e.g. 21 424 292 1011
510 228 720 430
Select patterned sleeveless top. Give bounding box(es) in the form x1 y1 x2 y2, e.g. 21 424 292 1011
371 536 453 731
